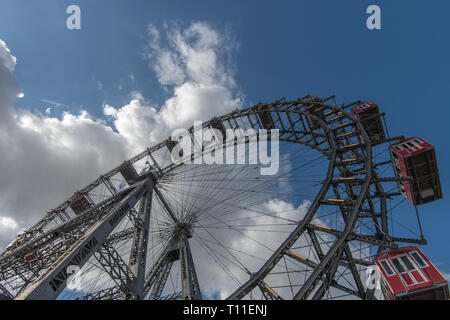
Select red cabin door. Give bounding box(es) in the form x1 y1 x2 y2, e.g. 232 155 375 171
390 254 429 287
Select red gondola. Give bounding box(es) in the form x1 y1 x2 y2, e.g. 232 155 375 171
351 101 385 143
119 161 139 184
14 239 38 265
375 247 449 300
389 137 443 205
70 194 93 215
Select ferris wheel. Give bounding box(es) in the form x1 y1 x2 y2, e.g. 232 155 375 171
0 95 445 300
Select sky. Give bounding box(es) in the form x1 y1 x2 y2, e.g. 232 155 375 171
0 0 450 287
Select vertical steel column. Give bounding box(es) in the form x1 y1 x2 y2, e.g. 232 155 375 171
127 188 154 299
179 234 202 300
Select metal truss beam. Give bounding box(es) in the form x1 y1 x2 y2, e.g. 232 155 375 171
94 242 135 299
0 182 141 269
324 168 368 299
307 228 324 260
292 105 373 300
309 247 345 300
342 244 366 299
105 228 135 245
149 260 173 300
257 281 282 300
14 179 152 300
159 291 182 300
307 224 397 249
142 237 177 297
78 287 122 300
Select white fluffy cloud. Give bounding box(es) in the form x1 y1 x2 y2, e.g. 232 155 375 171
0 217 19 246
104 22 242 152
0 22 243 248
0 40 16 72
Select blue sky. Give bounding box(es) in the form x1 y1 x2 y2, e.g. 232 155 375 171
0 1 449 278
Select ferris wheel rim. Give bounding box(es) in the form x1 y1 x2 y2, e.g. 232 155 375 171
1 96 423 301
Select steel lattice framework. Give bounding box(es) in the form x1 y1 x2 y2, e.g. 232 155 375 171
0 95 426 300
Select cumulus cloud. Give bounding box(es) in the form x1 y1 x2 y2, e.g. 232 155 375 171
0 217 19 246
0 40 21 122
0 107 130 245
0 40 17 72
0 71 129 248
103 92 165 152
0 22 243 249
105 22 242 152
